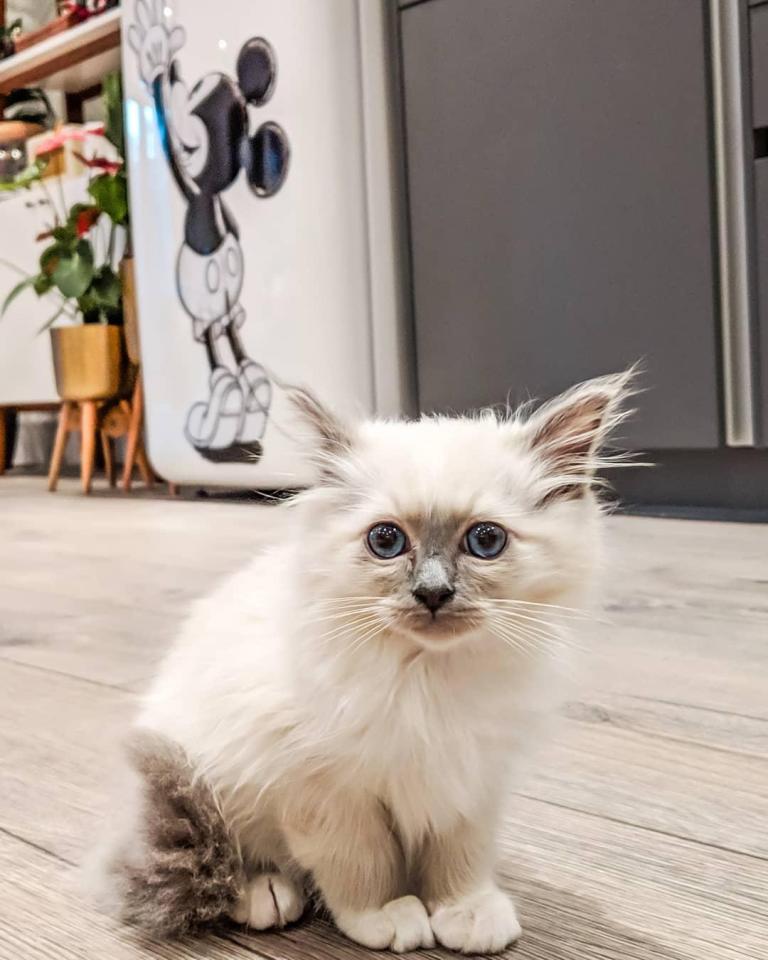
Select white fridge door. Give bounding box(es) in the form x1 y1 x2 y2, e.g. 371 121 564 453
122 0 405 487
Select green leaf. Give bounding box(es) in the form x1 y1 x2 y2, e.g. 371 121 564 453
52 223 77 244
80 307 102 324
1 275 35 316
65 203 93 226
0 158 47 193
77 266 122 321
77 289 95 316
52 239 94 299
40 243 64 276
33 274 54 296
103 72 125 157
92 265 122 309
88 173 128 225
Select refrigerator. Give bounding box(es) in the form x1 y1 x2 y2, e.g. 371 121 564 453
121 0 409 487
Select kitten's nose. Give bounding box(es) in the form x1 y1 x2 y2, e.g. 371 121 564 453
412 585 455 614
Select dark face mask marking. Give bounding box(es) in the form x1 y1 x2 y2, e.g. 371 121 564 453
408 515 461 614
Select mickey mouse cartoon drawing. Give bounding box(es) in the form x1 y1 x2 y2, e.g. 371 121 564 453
129 0 289 462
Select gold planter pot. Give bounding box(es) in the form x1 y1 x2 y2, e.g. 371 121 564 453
50 325 126 401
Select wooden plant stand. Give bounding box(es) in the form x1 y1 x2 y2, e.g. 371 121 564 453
122 372 162 492
48 395 153 494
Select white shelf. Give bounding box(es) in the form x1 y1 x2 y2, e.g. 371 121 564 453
0 9 121 94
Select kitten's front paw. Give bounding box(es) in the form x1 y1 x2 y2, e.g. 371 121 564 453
430 884 521 954
335 895 435 952
230 873 306 929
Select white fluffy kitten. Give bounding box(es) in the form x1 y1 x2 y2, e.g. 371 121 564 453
128 372 629 953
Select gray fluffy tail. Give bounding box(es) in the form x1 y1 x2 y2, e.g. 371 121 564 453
95 730 246 937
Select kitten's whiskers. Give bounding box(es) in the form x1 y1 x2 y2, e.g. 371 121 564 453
488 608 569 640
315 596 382 606
346 618 390 656
314 615 381 646
309 609 380 624
486 607 572 660
486 597 598 621
486 623 535 659
494 613 574 649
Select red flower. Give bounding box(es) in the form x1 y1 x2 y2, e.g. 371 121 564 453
33 123 106 157
73 151 122 174
60 1 98 22
76 207 100 236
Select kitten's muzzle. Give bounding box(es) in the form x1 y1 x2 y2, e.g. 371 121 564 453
412 584 455 614
410 554 456 616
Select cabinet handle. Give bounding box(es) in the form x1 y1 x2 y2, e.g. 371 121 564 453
710 0 757 446
754 127 768 159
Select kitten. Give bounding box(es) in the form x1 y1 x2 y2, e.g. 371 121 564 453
98 371 631 953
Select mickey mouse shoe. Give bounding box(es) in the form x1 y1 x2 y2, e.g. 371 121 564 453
237 360 272 446
185 366 254 462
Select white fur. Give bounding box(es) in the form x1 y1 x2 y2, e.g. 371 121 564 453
231 874 305 929
133 373 629 952
430 884 522 953
336 896 435 952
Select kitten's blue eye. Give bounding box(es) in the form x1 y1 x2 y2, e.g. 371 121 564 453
367 523 408 559
465 522 507 559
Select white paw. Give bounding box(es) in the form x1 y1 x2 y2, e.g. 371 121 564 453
230 873 306 929
335 895 435 952
430 885 521 954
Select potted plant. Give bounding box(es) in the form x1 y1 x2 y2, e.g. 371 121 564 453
1 72 131 402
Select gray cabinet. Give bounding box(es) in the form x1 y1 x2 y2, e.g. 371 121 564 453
750 2 768 444
400 0 721 449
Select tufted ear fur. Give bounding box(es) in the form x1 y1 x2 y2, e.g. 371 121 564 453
291 387 355 484
524 369 635 504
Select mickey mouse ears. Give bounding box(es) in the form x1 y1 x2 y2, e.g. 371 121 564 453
245 121 290 197
236 37 290 197
237 38 277 106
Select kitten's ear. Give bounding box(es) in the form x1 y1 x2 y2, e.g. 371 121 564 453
290 387 354 483
523 369 635 503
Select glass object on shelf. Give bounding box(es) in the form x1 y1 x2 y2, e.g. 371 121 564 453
6 1 58 34
4 0 116 56
0 18 23 60
0 140 27 182
0 89 55 184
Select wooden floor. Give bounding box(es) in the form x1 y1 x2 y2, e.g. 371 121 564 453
0 475 766 960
